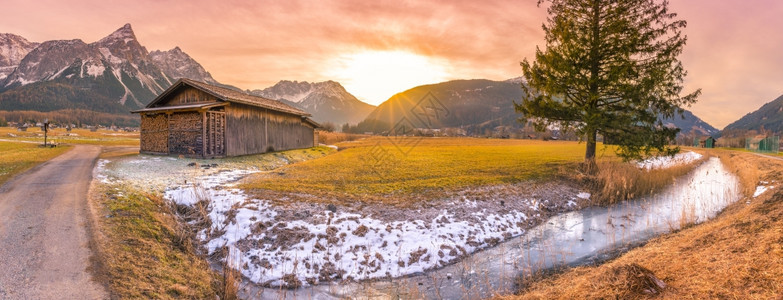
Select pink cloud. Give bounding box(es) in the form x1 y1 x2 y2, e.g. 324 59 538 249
1 0 781 127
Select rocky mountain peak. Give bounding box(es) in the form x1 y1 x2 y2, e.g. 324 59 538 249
97 23 136 45
149 46 217 84
0 33 39 66
0 33 40 81
94 23 148 64
251 79 375 125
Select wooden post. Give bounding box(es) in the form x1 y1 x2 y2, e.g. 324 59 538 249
264 108 269 151
202 110 207 158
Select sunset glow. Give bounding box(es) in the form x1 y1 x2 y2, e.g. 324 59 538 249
2 0 783 127
327 50 450 105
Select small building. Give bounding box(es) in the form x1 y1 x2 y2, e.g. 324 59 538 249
694 136 717 148
132 78 319 158
746 135 779 153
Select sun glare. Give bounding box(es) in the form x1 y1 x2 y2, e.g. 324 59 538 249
326 51 450 106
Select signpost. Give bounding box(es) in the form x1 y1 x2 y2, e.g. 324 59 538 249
43 119 49 147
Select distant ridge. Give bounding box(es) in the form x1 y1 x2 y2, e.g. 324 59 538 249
723 93 783 135
362 78 717 137
251 80 375 125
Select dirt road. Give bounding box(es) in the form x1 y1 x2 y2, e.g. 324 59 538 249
0 145 107 299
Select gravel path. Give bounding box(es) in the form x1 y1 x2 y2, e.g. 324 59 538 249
0 145 108 299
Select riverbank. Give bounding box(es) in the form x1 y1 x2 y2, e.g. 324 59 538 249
87 138 712 297
501 150 782 299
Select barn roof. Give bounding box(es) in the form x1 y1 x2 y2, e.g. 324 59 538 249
133 102 228 113
139 78 311 117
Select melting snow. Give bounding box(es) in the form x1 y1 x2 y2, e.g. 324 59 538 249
164 170 536 287
753 185 773 198
637 151 702 170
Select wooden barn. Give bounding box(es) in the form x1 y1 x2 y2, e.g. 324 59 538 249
132 78 319 158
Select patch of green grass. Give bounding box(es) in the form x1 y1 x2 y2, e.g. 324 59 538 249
0 141 71 186
243 137 616 205
95 185 217 299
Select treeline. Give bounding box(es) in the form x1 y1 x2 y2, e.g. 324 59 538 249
341 119 391 134
0 110 139 127
0 81 130 114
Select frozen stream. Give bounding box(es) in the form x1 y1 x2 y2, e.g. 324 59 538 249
241 156 741 299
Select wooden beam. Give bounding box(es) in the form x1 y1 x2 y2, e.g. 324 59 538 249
202 111 207 158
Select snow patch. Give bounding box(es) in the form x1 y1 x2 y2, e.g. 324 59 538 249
99 47 123 65
637 151 702 170
164 170 536 287
86 63 105 77
753 185 773 198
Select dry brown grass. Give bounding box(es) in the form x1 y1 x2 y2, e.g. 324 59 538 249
581 152 707 206
316 131 370 145
89 183 220 299
500 150 783 299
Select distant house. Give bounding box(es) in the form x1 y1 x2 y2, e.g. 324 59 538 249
132 78 319 158
695 136 717 148
746 135 779 153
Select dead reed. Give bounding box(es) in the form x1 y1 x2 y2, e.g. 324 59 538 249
573 154 707 206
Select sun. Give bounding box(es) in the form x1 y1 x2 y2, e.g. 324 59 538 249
326 50 450 106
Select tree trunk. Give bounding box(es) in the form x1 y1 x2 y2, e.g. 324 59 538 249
583 128 598 173
585 128 597 160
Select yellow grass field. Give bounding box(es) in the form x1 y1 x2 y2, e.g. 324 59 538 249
0 141 71 186
0 126 140 146
243 137 618 205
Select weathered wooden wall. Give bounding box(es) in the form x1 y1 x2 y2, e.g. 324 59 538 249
205 111 226 157
168 112 203 156
140 114 168 153
225 103 315 156
161 87 217 106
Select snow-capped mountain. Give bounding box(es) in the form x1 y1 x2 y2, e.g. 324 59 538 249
251 80 375 125
150 46 218 85
0 24 217 111
0 33 39 81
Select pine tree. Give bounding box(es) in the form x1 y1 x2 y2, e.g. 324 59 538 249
517 0 700 165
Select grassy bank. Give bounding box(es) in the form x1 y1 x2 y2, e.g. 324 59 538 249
500 150 783 299
87 146 336 298
89 183 222 299
0 140 71 186
0 126 139 146
243 137 611 206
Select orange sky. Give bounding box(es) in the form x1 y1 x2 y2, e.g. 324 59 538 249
2 0 783 128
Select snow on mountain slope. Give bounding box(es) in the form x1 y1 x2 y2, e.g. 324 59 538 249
0 33 39 81
0 24 218 110
252 80 375 125
150 46 218 85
